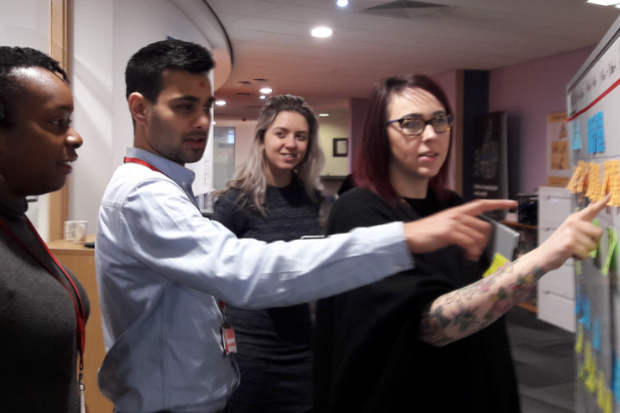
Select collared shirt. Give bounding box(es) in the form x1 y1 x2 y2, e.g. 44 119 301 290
96 147 413 413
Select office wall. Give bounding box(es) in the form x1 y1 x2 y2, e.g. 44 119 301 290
215 119 259 167
319 114 349 177
489 46 594 196
432 70 459 192
71 0 229 230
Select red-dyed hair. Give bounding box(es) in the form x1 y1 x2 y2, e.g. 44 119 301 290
353 74 453 203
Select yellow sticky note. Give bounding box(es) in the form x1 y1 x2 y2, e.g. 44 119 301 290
604 388 613 413
482 253 510 278
568 163 583 193
597 371 606 408
575 323 584 353
576 260 582 275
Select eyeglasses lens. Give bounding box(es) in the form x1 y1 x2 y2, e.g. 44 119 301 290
402 115 451 135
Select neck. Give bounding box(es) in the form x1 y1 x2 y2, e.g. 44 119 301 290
264 165 293 188
0 185 27 213
389 162 429 199
133 131 184 166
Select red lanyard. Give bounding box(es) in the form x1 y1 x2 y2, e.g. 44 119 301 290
124 157 169 178
0 216 86 370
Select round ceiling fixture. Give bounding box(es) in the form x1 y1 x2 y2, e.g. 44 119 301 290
319 114 329 117
215 100 226 106
311 27 333 38
259 87 273 94
260 95 266 100
337 0 348 6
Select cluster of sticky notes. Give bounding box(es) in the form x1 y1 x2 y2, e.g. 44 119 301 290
567 160 620 206
590 219 601 259
572 119 582 150
587 112 605 154
578 294 591 331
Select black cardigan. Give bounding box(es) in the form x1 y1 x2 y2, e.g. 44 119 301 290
314 188 520 413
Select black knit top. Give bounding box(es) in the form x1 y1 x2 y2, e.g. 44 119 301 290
0 198 90 413
211 176 322 413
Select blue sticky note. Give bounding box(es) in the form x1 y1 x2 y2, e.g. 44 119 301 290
593 316 602 351
572 120 582 150
588 116 597 154
597 112 606 153
576 289 583 316
579 297 591 330
614 355 620 402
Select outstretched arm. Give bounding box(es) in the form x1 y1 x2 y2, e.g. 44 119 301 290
420 195 608 347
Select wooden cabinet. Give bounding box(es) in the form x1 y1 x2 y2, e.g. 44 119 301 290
47 237 113 413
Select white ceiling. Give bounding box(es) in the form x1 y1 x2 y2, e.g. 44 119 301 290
207 0 620 119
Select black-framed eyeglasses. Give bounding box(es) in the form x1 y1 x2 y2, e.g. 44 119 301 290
385 114 453 136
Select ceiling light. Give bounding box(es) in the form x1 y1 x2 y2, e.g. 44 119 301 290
213 121 217 125
337 0 348 6
311 27 333 38
319 113 329 117
260 95 266 100
587 0 619 5
260 87 273 94
215 100 226 106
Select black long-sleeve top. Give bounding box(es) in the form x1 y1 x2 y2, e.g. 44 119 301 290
314 187 520 413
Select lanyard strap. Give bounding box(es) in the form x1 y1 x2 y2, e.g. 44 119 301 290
0 216 86 370
124 156 170 178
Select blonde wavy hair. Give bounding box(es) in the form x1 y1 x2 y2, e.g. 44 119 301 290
220 94 325 216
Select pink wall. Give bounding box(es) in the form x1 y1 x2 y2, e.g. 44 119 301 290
489 47 594 196
432 70 458 191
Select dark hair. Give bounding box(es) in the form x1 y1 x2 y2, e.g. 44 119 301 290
125 39 215 102
0 46 68 129
354 74 453 202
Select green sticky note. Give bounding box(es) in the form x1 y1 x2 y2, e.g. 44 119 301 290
482 253 510 278
603 227 619 276
591 219 601 258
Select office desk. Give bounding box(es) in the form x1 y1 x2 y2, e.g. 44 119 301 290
48 236 113 413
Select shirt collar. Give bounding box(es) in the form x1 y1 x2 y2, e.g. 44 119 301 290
126 147 196 190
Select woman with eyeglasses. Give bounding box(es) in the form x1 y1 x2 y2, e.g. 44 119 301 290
211 95 324 413
314 74 606 412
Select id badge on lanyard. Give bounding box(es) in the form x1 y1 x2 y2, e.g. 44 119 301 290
219 301 237 355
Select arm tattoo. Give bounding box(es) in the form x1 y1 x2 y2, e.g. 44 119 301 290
420 262 547 347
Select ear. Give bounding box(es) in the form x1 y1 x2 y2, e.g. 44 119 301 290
128 92 149 126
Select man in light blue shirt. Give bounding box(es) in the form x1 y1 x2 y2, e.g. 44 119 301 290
95 39 513 413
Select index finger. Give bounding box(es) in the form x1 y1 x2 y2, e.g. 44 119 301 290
577 194 611 221
458 199 518 216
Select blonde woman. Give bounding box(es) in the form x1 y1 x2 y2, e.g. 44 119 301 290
211 94 324 413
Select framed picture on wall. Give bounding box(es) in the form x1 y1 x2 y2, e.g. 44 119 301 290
333 138 348 157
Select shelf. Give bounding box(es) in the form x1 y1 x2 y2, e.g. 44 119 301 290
501 221 538 230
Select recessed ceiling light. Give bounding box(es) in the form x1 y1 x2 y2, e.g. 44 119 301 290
215 100 226 106
260 87 273 94
337 0 348 6
319 113 329 117
311 27 333 38
587 0 618 5
213 121 217 125
260 95 266 100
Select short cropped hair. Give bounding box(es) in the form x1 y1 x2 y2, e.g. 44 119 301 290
0 46 68 129
125 39 215 103
354 74 453 202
